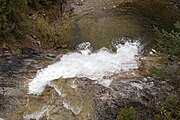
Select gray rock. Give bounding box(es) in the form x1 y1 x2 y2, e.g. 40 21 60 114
44 53 56 59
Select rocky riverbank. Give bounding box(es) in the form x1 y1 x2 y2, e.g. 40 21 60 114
0 48 69 118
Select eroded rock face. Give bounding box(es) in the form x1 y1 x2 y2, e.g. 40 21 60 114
10 78 94 120
9 73 174 120
0 49 66 118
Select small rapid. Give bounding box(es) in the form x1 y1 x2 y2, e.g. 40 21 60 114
28 40 141 95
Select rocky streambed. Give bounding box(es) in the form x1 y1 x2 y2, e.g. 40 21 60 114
0 48 68 118
10 77 157 120
1 46 170 120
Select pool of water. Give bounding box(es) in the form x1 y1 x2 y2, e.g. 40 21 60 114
63 0 179 53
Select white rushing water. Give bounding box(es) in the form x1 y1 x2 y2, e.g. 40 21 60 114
28 41 140 95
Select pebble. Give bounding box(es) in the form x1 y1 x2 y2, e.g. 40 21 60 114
27 69 37 73
24 62 31 66
23 59 38 63
12 70 20 74
30 64 41 69
44 53 56 58
19 68 28 73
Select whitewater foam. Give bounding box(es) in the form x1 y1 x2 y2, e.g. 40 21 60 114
28 41 140 95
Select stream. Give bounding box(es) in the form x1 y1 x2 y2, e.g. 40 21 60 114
1 0 179 120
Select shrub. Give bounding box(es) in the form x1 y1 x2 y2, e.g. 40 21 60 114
154 25 180 57
118 107 139 120
34 16 61 48
148 66 180 89
148 22 180 119
0 0 15 43
150 22 180 88
0 0 29 44
27 0 60 9
165 96 180 119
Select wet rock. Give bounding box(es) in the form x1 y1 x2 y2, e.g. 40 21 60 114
8 77 157 119
44 53 56 59
54 44 68 50
0 52 56 118
30 64 41 69
0 93 20 118
20 47 39 56
27 67 39 73
16 68 28 74
23 59 38 63
12 70 21 74
24 62 32 66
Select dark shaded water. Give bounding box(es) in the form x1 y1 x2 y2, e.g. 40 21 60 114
63 0 179 52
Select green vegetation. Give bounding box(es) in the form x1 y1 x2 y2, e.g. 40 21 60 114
151 22 180 87
0 0 16 44
153 96 180 120
34 16 61 48
164 96 180 119
154 23 180 60
146 22 180 119
148 66 180 89
118 107 139 120
27 0 61 10
0 0 64 49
